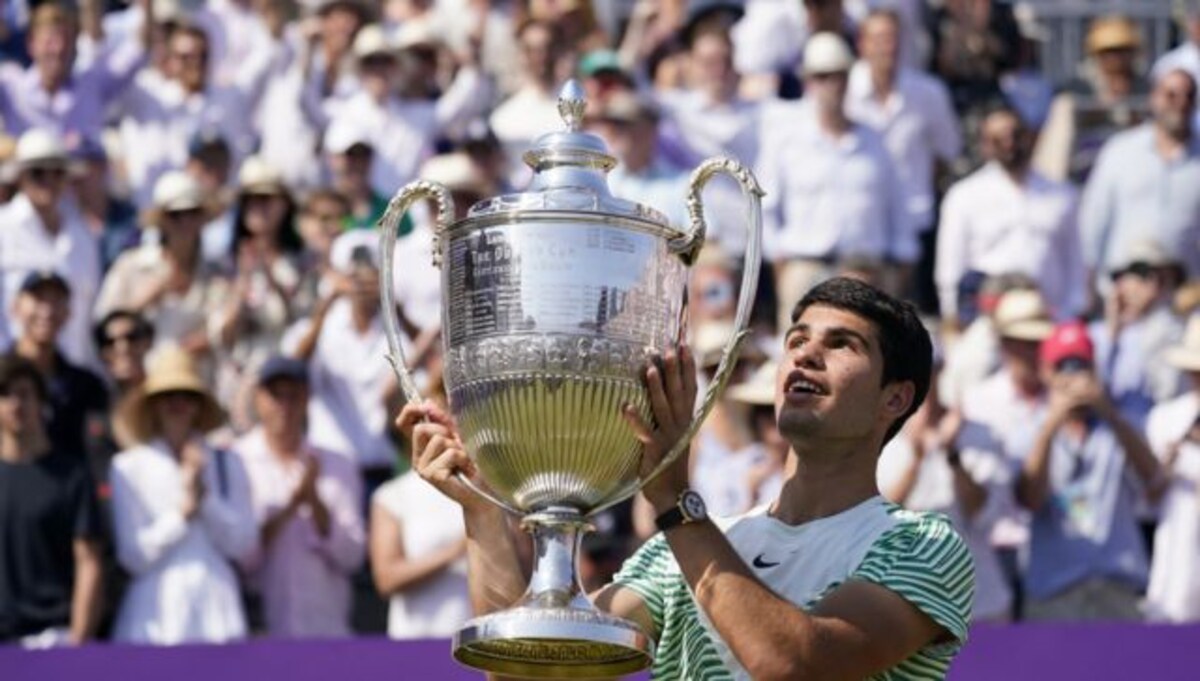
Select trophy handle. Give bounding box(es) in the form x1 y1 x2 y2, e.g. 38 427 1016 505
635 157 765 503
378 182 525 517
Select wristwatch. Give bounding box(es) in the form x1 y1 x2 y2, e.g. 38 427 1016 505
655 490 708 532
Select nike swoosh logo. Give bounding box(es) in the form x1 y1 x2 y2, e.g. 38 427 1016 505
752 554 780 569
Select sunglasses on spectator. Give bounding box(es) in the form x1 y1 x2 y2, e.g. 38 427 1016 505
171 49 207 63
26 166 67 182
165 208 205 221
1054 356 1093 374
1110 262 1155 281
807 71 847 81
101 329 151 348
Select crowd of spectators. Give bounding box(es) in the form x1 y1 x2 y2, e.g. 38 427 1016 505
3 0 1200 649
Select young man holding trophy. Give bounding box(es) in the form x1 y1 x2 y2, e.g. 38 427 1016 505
399 277 975 680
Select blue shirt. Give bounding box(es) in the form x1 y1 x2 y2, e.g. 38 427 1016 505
1018 418 1149 600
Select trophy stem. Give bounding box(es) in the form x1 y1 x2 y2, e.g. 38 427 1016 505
452 506 654 678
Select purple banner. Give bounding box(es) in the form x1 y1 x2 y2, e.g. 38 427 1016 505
5 625 1200 680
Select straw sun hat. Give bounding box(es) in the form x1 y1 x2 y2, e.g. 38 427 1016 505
114 346 225 445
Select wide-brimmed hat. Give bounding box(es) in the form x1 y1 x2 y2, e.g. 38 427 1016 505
1109 238 1180 277
113 345 225 445
238 155 290 197
353 23 395 61
993 289 1055 341
1087 15 1141 54
420 153 493 196
394 17 441 53
1166 316 1200 372
15 128 69 171
802 32 854 76
142 170 218 227
728 361 777 406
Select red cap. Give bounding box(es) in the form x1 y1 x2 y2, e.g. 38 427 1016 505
1040 321 1094 368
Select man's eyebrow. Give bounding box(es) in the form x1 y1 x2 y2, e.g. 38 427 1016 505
786 323 872 348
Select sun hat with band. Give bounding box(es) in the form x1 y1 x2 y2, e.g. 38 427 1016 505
113 345 225 445
142 170 214 227
14 128 69 172
237 155 290 198
993 289 1056 342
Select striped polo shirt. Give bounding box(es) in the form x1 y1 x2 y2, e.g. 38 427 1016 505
613 496 975 680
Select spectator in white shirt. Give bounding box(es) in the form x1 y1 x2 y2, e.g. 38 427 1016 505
0 129 100 367
1145 315 1200 622
237 356 365 638
757 32 913 330
936 105 1085 326
490 19 567 186
1079 69 1200 296
109 346 257 644
117 21 255 207
321 117 391 230
848 9 962 238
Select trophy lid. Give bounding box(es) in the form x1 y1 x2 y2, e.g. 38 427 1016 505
465 80 670 227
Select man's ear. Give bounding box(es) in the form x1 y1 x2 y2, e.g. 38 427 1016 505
882 381 916 421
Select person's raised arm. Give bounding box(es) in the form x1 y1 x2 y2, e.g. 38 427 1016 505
68 538 103 644
369 502 466 597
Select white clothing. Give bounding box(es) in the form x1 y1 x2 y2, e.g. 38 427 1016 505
373 473 470 639
757 100 915 263
1144 392 1200 622
109 439 257 644
878 434 1013 620
117 72 255 207
936 163 1085 321
282 300 398 469
847 63 962 231
328 92 436 199
235 429 365 638
607 162 690 230
1152 42 1200 87
196 0 275 92
731 0 804 76
0 194 101 366
938 316 1000 409
692 431 771 518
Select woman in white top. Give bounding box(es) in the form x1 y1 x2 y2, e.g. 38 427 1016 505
108 346 257 644
369 388 469 639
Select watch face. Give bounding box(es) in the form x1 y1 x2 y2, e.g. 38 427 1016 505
682 491 707 520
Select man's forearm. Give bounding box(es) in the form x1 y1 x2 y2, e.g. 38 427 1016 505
1018 421 1059 511
464 505 528 615
69 544 103 644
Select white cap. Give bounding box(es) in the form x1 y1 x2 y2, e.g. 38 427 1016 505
802 32 854 75
395 17 440 52
238 155 288 195
15 128 69 169
329 230 378 274
420 153 490 195
152 171 205 212
993 289 1055 341
323 118 373 155
353 24 394 60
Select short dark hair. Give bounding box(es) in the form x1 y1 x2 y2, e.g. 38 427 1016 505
0 353 47 402
93 310 155 350
790 277 932 443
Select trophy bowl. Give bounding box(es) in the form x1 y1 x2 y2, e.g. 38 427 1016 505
379 81 763 678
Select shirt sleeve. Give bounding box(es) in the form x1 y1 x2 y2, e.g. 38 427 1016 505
70 464 104 541
934 184 969 320
306 453 366 574
200 448 260 566
109 458 191 575
850 512 974 649
611 534 674 636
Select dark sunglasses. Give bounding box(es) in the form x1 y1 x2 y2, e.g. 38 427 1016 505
1110 262 1155 282
1055 356 1093 374
27 166 67 182
164 207 205 222
101 329 150 348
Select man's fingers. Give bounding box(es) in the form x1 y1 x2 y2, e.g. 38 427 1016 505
622 403 654 444
663 349 685 415
646 364 677 434
680 344 698 403
412 422 451 455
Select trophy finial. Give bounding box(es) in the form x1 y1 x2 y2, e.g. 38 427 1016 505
558 80 587 132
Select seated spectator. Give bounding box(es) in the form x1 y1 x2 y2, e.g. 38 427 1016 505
0 356 102 647
936 105 1085 326
213 157 308 432
8 271 108 460
94 310 154 402
0 129 101 366
1080 68 1200 296
1014 322 1166 621
1145 316 1200 622
369 384 468 639
1089 240 1187 431
95 171 231 379
237 356 365 638
108 346 257 644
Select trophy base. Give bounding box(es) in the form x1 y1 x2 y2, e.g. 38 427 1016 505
453 605 652 678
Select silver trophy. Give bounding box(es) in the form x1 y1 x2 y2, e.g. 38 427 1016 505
378 81 762 678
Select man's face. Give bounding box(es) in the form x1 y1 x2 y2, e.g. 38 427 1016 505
1151 70 1197 138
299 197 347 255
519 24 559 84
999 336 1043 386
19 164 68 209
775 305 898 444
29 23 75 83
0 376 43 436
804 70 849 116
359 53 398 100
254 378 309 437
349 264 381 311
321 5 362 54
167 32 209 93
981 111 1032 171
329 146 373 190
1094 47 1136 76
14 286 69 345
688 33 734 90
1111 264 1163 319
99 317 152 384
858 15 900 73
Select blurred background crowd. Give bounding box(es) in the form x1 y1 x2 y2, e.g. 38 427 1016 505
3 0 1200 650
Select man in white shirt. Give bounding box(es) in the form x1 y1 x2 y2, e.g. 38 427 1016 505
757 32 914 329
847 9 961 239
489 19 566 186
1079 69 1200 295
936 105 1085 325
117 21 255 207
0 129 100 366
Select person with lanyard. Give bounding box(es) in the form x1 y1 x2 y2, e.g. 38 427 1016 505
400 277 975 679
